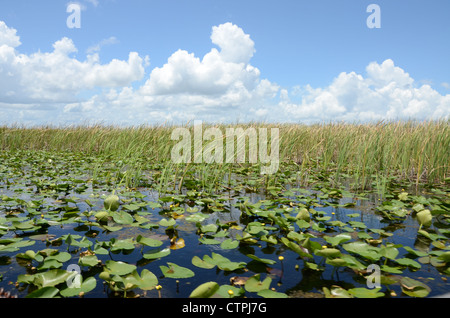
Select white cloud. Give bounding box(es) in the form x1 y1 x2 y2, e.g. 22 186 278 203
0 21 147 104
275 59 449 123
0 21 21 47
140 22 264 99
0 20 448 126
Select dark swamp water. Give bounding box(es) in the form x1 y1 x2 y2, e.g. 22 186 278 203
0 155 449 298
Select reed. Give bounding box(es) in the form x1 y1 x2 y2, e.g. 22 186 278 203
0 120 448 190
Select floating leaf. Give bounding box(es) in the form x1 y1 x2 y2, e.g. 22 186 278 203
25 286 59 298
348 287 384 298
395 258 421 269
323 234 351 246
159 218 176 227
143 248 171 260
315 248 342 258
403 246 428 257
122 269 158 291
111 211 134 225
60 276 97 297
323 286 352 298
136 235 163 247
246 254 277 265
79 255 99 267
26 269 75 288
244 274 272 292
198 237 221 245
189 282 219 298
192 255 216 269
257 289 288 298
160 262 195 279
342 242 381 261
220 238 239 250
400 277 431 297
105 260 136 276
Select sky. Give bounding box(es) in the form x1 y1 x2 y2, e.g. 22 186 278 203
0 0 449 126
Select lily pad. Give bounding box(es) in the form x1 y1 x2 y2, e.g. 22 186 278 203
60 276 97 297
244 274 272 292
136 235 163 247
323 234 351 246
143 248 171 260
121 269 158 291
348 287 384 298
25 286 59 298
400 277 431 297
220 238 239 250
160 262 195 279
246 254 277 265
189 281 220 298
257 289 288 298
105 260 136 276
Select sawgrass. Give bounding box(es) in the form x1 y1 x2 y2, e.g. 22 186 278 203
1 120 448 190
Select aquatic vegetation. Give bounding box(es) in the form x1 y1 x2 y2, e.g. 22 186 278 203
0 121 448 298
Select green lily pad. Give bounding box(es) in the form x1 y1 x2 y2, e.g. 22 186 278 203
20 269 76 288
198 237 221 245
60 276 97 297
246 254 277 265
111 211 134 225
323 234 351 246
160 262 195 279
25 286 59 298
257 289 288 298
244 274 272 292
192 255 217 269
343 242 381 261
143 248 171 260
122 269 158 291
189 281 220 298
220 238 239 250
136 235 163 247
79 255 99 267
159 218 176 227
105 260 137 276
348 287 384 298
403 246 428 257
395 258 421 269
315 248 342 258
400 277 431 297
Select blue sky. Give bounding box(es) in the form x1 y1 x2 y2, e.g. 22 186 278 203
0 0 449 125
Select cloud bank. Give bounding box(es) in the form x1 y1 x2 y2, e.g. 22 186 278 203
0 20 448 126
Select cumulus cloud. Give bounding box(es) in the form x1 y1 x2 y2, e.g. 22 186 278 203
0 20 448 126
274 59 449 123
0 21 147 104
0 21 21 47
140 22 267 101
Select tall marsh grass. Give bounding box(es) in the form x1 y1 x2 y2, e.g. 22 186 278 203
0 120 448 190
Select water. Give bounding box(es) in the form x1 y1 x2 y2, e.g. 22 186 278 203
0 178 449 298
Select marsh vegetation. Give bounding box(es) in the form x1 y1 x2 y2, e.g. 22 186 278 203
0 120 448 298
